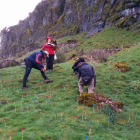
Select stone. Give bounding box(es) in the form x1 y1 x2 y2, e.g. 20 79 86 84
0 0 140 59
0 58 20 69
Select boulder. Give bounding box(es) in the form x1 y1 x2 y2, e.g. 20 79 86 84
0 58 20 69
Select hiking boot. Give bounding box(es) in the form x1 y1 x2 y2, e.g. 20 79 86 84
45 79 53 83
22 86 28 89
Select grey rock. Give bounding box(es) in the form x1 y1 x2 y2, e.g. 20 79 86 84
0 58 20 69
0 0 140 59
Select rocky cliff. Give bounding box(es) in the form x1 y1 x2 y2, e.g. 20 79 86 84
0 0 140 58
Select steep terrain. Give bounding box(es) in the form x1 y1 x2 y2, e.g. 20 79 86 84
0 1 140 139
0 44 140 139
0 0 140 58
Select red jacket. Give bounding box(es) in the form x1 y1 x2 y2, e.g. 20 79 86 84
42 43 56 54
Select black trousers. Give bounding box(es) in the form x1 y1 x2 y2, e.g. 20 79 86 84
46 54 54 70
23 60 48 87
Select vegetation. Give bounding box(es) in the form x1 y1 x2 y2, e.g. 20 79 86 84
58 26 140 50
0 41 140 139
14 49 40 62
56 26 140 62
114 61 129 72
1 26 140 139
11 26 140 63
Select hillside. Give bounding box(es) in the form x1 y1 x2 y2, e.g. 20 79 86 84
0 0 140 58
13 27 140 63
0 0 140 139
0 44 140 139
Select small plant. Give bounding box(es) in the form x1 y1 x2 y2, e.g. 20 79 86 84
131 80 140 98
87 49 110 62
54 52 66 64
115 61 129 72
117 101 124 109
78 92 124 112
78 92 96 106
131 80 140 91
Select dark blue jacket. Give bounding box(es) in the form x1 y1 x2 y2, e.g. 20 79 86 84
24 51 45 71
78 62 96 86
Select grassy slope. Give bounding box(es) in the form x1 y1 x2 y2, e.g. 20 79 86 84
15 26 140 63
0 44 140 139
14 49 41 62
58 27 140 56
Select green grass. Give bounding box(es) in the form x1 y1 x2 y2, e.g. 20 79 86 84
58 26 140 52
15 26 140 63
0 44 140 139
14 49 41 62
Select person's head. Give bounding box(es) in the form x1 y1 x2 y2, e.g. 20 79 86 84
43 51 49 58
77 57 85 62
46 37 53 43
76 57 85 68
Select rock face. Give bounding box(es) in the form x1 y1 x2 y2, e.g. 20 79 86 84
0 58 20 69
0 0 140 58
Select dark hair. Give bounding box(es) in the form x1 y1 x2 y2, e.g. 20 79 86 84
72 57 85 73
77 57 85 62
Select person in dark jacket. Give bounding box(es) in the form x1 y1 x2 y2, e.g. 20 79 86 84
73 58 96 95
22 50 53 89
72 57 85 75
42 36 56 72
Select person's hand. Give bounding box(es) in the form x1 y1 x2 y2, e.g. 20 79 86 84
51 43 55 46
50 43 55 47
41 67 46 72
43 67 46 71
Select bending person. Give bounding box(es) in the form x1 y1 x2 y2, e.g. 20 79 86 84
72 58 96 95
22 50 53 89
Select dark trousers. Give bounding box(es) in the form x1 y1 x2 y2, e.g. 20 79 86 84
23 60 48 87
46 54 54 70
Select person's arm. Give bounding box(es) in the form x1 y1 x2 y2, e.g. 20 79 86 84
78 68 81 80
36 54 44 71
94 75 96 87
92 67 96 87
53 46 56 51
42 44 46 50
72 61 78 74
41 67 46 72
72 60 79 69
50 44 56 51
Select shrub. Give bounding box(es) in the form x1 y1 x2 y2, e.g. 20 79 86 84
115 61 129 72
54 52 66 64
78 92 96 106
78 92 124 112
116 101 124 109
131 80 140 92
87 49 110 62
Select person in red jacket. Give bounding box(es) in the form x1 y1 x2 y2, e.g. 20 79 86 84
42 37 56 72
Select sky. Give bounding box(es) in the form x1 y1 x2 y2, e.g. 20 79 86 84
0 0 42 31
